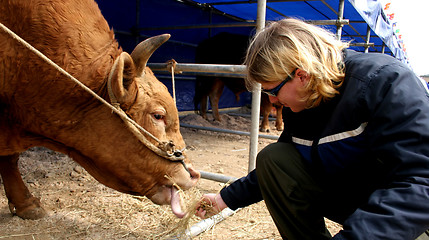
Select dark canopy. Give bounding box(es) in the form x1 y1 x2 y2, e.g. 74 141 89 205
97 0 406 111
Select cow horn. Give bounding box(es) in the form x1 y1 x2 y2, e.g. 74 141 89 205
130 34 171 77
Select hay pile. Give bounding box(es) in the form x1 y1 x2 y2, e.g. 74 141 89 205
152 176 227 240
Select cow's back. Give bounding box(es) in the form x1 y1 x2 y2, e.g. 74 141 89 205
193 32 249 111
0 0 120 108
195 32 249 65
0 0 120 147
0 0 113 49
195 32 249 93
0 0 118 90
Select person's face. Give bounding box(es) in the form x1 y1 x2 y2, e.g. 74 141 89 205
261 69 309 112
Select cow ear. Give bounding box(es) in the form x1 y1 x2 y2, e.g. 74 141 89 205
108 52 137 105
131 34 170 76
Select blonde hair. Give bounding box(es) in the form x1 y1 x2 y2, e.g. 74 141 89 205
244 18 349 108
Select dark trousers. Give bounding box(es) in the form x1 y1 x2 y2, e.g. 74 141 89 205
255 142 331 239
255 142 429 240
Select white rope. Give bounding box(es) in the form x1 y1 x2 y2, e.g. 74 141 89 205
0 22 184 161
171 65 176 104
166 59 179 105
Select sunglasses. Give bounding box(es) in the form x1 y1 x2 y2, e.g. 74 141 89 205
261 69 297 97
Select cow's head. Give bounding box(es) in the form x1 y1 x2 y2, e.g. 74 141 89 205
86 34 199 217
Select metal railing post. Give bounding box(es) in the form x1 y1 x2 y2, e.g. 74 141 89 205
336 0 345 40
248 0 266 172
365 25 371 53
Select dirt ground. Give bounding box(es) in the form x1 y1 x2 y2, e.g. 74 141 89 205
0 109 342 239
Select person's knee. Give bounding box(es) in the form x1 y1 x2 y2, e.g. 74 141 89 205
256 143 291 175
256 143 282 170
256 143 305 181
256 144 271 169
257 143 297 166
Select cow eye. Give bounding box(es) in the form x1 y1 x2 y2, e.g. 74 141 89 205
152 109 166 123
153 113 164 120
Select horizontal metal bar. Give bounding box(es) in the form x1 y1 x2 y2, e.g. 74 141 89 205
138 19 349 31
343 34 380 38
228 112 276 121
180 123 279 140
153 71 245 78
349 20 367 24
349 42 375 47
209 0 319 5
154 74 194 80
148 63 246 75
199 171 238 183
306 19 349 26
138 22 256 31
182 208 240 238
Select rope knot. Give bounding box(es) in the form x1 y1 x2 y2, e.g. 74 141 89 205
158 141 185 160
166 59 182 74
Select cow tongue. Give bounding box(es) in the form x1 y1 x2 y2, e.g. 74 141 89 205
171 187 186 218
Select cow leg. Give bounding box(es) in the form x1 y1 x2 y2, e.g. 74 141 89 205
200 96 209 120
0 153 46 219
275 104 284 131
260 94 272 132
209 79 224 122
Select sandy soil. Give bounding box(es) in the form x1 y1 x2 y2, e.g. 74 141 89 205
0 109 342 239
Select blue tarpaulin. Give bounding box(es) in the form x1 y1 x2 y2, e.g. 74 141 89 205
97 0 406 111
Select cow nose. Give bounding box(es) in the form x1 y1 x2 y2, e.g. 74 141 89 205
187 165 201 180
179 160 200 180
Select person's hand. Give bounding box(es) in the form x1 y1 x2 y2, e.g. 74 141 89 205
195 193 227 219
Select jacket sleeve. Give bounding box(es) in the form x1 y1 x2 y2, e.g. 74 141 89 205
220 169 263 210
334 61 429 239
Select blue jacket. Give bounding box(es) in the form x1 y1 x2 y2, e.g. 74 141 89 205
220 49 429 239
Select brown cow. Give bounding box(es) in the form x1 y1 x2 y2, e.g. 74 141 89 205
0 0 199 220
260 93 284 132
193 32 283 132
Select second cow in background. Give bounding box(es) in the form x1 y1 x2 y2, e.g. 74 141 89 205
193 32 283 132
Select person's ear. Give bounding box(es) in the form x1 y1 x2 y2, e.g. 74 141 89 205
296 69 310 86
